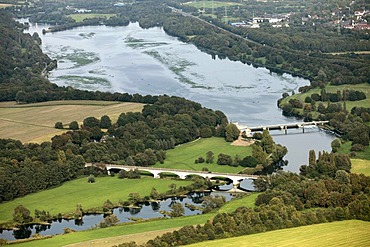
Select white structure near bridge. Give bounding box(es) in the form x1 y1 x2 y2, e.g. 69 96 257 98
234 121 329 135
85 164 259 187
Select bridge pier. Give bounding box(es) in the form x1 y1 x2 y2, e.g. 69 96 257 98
151 171 161 179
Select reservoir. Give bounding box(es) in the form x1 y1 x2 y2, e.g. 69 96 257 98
24 21 335 173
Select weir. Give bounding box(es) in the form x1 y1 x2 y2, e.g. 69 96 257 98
235 121 329 135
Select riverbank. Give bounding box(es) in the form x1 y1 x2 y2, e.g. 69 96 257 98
0 177 192 225
4 194 259 246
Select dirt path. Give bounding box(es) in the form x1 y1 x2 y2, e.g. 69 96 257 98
64 227 181 247
231 136 254 146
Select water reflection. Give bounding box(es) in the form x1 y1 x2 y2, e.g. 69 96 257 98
13 226 32 239
0 192 231 241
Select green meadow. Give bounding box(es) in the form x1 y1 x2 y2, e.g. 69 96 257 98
337 141 370 161
154 137 252 173
279 83 370 113
0 177 191 224
68 13 116 22
187 220 370 247
11 193 259 246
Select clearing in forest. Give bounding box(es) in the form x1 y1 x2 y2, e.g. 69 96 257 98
154 137 252 173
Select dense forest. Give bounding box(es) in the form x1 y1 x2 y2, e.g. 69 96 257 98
0 10 55 101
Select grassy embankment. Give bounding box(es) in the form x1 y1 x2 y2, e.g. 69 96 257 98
0 100 143 143
187 220 370 247
8 192 260 246
154 137 252 173
0 177 192 224
68 14 116 22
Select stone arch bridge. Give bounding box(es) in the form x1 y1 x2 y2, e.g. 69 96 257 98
85 164 259 187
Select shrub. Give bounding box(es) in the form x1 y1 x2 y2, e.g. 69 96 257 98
87 174 96 183
196 157 205 163
54 121 63 129
351 144 365 152
69 121 79 130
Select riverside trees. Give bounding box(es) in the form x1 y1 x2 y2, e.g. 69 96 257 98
116 154 370 247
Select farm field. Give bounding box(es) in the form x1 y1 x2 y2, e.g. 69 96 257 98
68 13 116 22
0 177 191 224
187 220 370 247
0 101 143 143
154 137 252 173
11 193 259 246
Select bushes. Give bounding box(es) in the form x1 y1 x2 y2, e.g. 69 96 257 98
54 122 63 129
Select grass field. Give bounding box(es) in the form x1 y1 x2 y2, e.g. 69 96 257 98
11 193 259 246
187 220 370 247
0 177 191 224
337 141 370 160
279 83 370 114
0 101 143 143
351 159 370 176
184 1 242 9
218 193 259 214
154 137 252 173
68 14 116 22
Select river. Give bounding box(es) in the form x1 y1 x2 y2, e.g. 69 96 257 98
0 192 232 241
0 19 336 242
21 22 336 173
